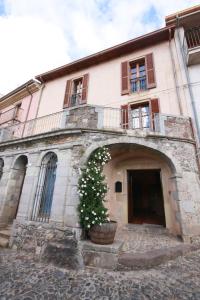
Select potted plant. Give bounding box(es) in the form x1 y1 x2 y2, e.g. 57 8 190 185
78 146 117 244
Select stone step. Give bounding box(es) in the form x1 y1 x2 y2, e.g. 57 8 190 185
117 243 200 270
0 237 9 248
123 224 169 235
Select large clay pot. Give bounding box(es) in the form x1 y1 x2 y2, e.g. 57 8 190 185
89 221 117 245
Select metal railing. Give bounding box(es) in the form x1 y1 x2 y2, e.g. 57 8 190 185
185 26 200 49
0 110 66 141
0 107 23 125
0 106 193 143
70 93 82 107
130 76 147 93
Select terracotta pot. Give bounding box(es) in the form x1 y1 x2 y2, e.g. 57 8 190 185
89 221 117 245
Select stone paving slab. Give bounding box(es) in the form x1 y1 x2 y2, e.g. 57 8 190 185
1 248 200 299
116 224 183 254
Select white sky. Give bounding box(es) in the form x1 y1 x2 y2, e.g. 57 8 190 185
0 0 199 95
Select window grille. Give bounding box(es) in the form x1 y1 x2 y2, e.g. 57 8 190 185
31 152 57 222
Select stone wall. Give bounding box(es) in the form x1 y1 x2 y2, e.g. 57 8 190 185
65 105 98 129
164 116 194 140
0 123 200 241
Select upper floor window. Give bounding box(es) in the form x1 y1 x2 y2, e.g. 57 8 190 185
121 98 159 130
130 59 147 93
121 53 156 95
71 78 83 106
0 103 22 125
63 74 89 108
131 102 150 129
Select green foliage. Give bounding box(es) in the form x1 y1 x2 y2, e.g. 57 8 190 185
78 147 111 230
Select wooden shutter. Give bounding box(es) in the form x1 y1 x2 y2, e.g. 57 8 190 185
146 53 156 89
63 80 72 108
121 61 129 95
81 73 89 104
121 104 129 129
150 98 159 130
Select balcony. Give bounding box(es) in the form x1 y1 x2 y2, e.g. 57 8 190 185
0 107 23 125
0 105 194 143
183 26 200 65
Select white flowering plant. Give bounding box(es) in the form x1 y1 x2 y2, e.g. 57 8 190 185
78 146 111 230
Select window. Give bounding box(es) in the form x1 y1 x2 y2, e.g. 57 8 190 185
14 103 22 121
121 98 159 130
131 103 150 129
63 73 89 108
121 53 156 95
70 78 83 106
32 152 57 223
130 59 147 93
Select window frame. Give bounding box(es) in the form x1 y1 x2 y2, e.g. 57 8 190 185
129 57 147 94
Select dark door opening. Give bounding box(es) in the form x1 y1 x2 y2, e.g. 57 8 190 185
128 169 166 226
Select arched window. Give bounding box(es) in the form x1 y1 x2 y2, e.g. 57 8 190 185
0 158 4 181
32 152 57 222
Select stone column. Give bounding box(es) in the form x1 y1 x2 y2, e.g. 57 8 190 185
16 152 41 221
175 171 200 240
62 146 82 229
0 155 14 226
50 148 73 225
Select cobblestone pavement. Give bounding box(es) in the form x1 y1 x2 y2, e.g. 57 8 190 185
0 248 200 300
116 224 183 253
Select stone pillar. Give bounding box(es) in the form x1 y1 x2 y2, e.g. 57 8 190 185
16 152 41 221
0 156 14 225
175 171 200 240
63 146 82 229
50 148 73 225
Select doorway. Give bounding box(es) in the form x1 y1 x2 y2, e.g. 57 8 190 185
128 169 166 226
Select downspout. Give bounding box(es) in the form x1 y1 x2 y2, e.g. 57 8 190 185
168 28 183 115
176 15 200 144
21 84 33 137
35 77 45 119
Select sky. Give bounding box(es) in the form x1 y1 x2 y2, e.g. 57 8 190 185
0 0 199 95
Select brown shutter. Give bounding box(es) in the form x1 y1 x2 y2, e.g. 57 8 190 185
121 104 129 129
63 80 72 108
121 61 129 95
81 73 89 104
146 53 156 89
150 98 159 130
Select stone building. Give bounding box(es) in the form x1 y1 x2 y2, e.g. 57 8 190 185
0 5 200 248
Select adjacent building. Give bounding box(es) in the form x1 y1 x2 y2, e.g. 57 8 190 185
0 5 200 247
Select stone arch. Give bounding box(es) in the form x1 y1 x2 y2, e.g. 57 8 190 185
0 158 4 181
80 137 178 175
2 155 28 223
80 138 182 236
31 152 58 222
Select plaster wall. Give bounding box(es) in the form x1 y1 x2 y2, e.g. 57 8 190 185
37 41 189 118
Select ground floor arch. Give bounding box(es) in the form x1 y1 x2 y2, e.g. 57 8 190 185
99 143 182 236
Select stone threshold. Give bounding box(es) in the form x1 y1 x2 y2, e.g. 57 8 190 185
80 239 200 271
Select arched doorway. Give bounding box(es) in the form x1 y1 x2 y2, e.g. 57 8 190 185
98 143 181 236
5 155 28 222
0 158 4 181
32 152 57 222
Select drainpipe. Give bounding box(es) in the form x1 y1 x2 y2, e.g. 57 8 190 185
21 84 33 137
176 15 200 145
168 28 183 115
34 77 45 119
